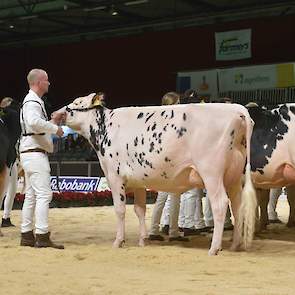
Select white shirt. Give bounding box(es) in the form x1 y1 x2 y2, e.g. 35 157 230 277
19 89 58 153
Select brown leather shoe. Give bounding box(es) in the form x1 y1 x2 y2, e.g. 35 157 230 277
35 232 64 249
20 230 35 247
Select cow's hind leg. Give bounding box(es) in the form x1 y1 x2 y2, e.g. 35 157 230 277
227 180 242 251
134 188 148 246
257 189 270 231
109 178 127 248
205 178 228 256
0 165 9 237
286 186 295 227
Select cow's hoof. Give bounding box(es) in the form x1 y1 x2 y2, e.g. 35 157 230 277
138 238 146 247
208 248 220 256
113 239 125 248
286 221 295 228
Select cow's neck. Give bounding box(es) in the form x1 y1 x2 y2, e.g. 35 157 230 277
87 107 111 158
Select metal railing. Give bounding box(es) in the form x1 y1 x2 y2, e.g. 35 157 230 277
50 161 104 177
219 87 295 106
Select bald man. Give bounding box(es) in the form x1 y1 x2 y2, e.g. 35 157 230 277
19 69 64 249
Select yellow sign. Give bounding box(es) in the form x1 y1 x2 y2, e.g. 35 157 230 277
276 63 295 87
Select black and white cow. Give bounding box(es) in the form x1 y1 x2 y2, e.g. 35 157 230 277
0 106 21 236
54 93 257 255
247 103 295 229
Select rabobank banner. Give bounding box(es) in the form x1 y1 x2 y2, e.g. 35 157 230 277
215 29 251 61
50 176 110 192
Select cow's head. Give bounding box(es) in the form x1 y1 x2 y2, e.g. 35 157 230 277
53 92 105 134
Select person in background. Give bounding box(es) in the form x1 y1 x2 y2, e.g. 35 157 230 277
181 89 199 104
179 188 212 236
161 90 211 236
149 92 189 242
268 188 283 224
64 133 75 152
19 68 64 249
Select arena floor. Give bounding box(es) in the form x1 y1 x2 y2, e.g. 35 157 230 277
1 199 295 295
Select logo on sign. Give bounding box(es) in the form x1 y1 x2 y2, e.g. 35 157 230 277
51 177 100 192
219 38 249 55
215 29 251 61
234 73 270 85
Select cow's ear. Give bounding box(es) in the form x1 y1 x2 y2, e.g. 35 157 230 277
91 93 104 107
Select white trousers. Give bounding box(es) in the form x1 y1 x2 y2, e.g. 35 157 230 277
0 161 17 219
20 152 52 234
204 195 214 227
150 191 180 237
160 194 170 226
268 188 282 220
179 188 206 229
193 189 206 229
178 194 185 228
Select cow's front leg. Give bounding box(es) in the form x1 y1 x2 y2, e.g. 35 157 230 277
286 186 295 227
134 188 147 246
110 180 127 248
227 181 242 251
205 179 228 256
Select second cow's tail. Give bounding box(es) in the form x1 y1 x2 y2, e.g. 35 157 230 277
238 110 257 250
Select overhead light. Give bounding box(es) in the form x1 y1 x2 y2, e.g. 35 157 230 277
83 6 106 12
9 25 14 29
110 5 118 16
125 0 148 6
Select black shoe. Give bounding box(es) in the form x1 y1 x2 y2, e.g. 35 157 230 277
1 218 15 227
169 236 189 242
148 234 164 241
196 226 213 233
182 227 201 236
160 225 169 235
269 219 283 224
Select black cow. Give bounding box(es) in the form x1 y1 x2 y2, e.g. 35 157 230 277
247 103 295 230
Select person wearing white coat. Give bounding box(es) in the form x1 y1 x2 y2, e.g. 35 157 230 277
19 68 64 249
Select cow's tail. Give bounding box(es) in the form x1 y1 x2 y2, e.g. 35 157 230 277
238 110 257 250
